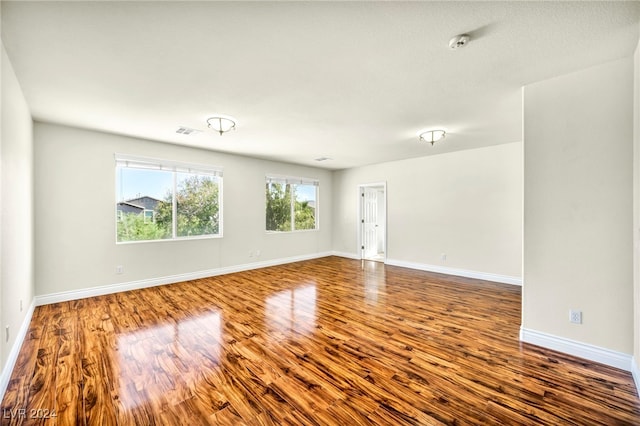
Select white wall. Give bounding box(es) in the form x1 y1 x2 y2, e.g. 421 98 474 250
523 57 634 354
332 142 523 281
1 44 34 373
34 123 332 296
634 34 640 377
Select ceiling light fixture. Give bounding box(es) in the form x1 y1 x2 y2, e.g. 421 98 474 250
207 116 236 136
419 130 446 145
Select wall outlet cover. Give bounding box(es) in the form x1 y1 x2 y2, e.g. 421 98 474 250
569 310 582 324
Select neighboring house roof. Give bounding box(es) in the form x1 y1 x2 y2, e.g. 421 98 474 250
117 195 166 214
118 201 144 209
126 196 162 203
123 196 164 211
117 201 144 213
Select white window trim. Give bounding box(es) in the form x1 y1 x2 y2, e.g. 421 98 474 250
115 153 223 177
266 174 319 187
115 154 224 243
265 174 320 233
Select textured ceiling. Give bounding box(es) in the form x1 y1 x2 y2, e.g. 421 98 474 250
2 1 639 169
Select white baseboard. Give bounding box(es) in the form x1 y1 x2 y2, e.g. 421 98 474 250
631 357 640 396
385 258 522 286
0 299 36 402
36 251 333 306
3 253 333 402
520 327 632 371
12 255 639 400
330 251 361 260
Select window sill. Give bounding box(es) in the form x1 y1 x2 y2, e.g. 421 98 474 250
116 234 223 245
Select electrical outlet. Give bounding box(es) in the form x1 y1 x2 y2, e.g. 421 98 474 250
5 326 9 342
20 300 23 312
256 250 261 257
569 310 582 324
441 253 447 261
116 265 124 274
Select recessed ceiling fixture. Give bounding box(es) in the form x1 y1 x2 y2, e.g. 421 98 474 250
176 126 201 135
449 34 470 50
419 130 446 145
206 116 236 136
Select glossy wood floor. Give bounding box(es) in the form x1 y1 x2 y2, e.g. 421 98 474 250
2 257 640 425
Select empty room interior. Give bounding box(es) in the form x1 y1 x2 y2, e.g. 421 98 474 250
2 1 640 424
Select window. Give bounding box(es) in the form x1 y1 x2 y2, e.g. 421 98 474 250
143 210 154 222
116 155 223 243
266 175 318 232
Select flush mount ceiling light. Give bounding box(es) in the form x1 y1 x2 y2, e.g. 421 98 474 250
206 116 236 136
419 130 446 146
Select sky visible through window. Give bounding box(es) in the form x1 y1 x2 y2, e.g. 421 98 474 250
117 168 172 201
295 185 316 202
118 168 317 202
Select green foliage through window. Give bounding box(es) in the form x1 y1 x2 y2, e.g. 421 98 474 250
117 210 171 241
266 178 317 232
116 158 222 242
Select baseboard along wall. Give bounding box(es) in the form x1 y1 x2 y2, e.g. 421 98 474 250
3 252 637 400
632 358 640 397
36 251 334 306
0 299 36 402
520 327 633 372
385 258 522 286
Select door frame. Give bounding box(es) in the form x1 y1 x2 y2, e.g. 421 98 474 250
357 182 387 261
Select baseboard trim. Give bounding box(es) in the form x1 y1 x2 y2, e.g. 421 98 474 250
520 327 632 371
631 357 640 396
0 298 36 402
13 255 639 398
330 251 361 260
36 252 333 306
385 258 522 286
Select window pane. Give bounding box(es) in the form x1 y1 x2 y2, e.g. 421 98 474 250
266 182 292 231
116 167 172 242
176 173 220 237
294 184 317 230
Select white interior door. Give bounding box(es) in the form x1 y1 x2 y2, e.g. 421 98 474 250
363 187 378 258
360 184 386 261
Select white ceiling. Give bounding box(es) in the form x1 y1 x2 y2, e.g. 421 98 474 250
2 1 639 170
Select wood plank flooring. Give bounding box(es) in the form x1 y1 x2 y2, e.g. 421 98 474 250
2 256 639 425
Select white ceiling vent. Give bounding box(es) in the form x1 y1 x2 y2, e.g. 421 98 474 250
176 126 201 135
448 34 470 50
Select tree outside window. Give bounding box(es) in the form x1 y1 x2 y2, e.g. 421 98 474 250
266 177 318 232
116 156 222 243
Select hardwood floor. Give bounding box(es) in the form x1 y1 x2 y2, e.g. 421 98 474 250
2 256 639 425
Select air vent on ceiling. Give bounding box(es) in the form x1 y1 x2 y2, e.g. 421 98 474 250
448 34 470 50
176 126 202 135
315 157 332 162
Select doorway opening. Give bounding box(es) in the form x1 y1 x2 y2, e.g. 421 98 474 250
359 183 387 262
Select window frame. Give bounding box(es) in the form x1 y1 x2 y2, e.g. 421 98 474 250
265 174 319 233
115 154 224 244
